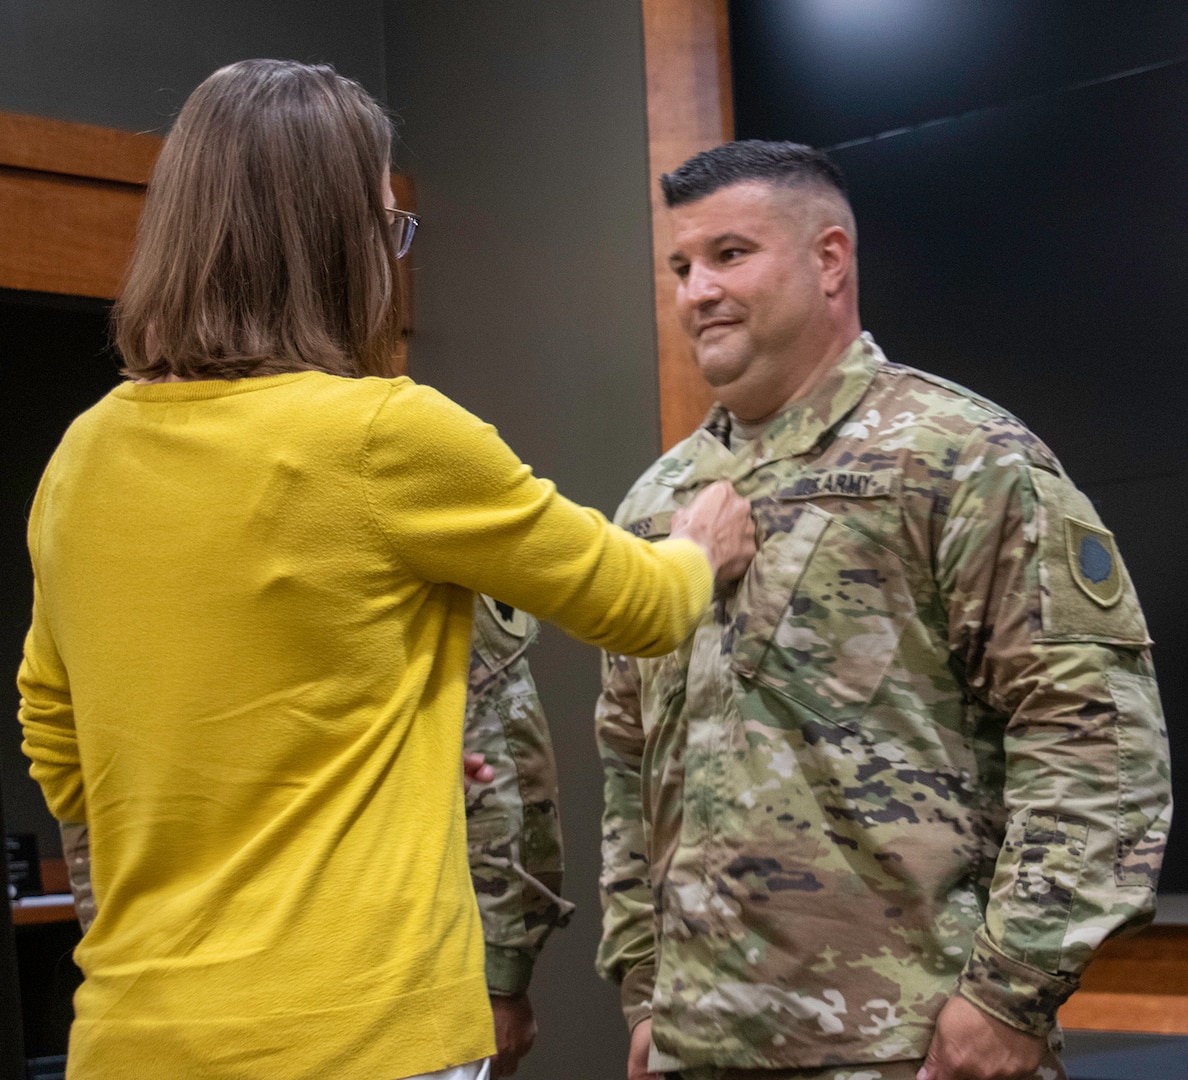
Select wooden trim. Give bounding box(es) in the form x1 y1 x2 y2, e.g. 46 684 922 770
641 0 733 450
391 173 416 217
10 899 77 929
0 111 161 187
1059 924 1188 1034
0 111 160 299
0 168 147 298
1060 992 1188 1034
0 109 417 346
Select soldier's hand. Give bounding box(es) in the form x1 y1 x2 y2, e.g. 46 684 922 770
463 751 495 792
627 1018 661 1080
671 480 756 585
917 995 1045 1080
489 992 537 1077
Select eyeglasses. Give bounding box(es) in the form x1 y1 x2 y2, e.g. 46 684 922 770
384 206 419 259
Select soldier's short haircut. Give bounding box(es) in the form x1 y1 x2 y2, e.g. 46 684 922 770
661 139 849 208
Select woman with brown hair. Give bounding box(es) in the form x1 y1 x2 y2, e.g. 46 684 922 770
16 59 753 1080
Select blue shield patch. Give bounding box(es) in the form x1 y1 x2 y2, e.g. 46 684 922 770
1065 517 1123 607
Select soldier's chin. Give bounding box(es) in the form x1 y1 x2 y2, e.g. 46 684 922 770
696 353 748 389
693 361 741 389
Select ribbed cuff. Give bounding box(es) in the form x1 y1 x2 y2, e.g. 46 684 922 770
485 945 536 996
957 929 1080 1037
621 963 657 1031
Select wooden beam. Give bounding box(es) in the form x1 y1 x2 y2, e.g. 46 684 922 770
0 112 160 299
0 111 161 186
0 168 146 298
0 108 417 357
642 0 733 450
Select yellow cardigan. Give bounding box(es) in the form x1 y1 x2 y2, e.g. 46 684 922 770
18 372 710 1080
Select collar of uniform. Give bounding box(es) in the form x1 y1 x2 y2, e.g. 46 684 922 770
657 333 882 493
746 332 882 465
649 425 738 492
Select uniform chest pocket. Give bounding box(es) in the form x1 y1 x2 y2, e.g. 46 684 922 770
729 500 916 726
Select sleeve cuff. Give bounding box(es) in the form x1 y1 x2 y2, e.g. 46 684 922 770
657 537 714 611
485 945 536 996
621 963 657 1031
957 929 1080 1037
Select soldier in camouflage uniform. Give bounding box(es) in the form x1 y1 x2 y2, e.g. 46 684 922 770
465 593 575 1076
596 142 1170 1080
60 593 572 1079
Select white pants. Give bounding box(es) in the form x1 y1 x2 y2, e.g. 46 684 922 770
405 1060 490 1080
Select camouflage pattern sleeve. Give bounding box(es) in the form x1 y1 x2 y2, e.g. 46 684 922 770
466 594 575 996
937 417 1171 1035
594 646 657 1031
60 820 96 933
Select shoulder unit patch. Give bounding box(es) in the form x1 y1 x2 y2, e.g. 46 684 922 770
481 593 529 638
1065 517 1123 608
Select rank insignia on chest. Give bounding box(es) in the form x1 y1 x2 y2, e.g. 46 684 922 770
1064 516 1123 607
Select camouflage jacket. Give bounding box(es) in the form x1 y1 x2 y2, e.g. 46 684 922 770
62 593 573 996
596 334 1170 1071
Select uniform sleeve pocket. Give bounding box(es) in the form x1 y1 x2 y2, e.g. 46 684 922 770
1007 810 1088 973
1109 671 1171 888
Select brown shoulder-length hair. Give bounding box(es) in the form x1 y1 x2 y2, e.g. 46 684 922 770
115 59 403 380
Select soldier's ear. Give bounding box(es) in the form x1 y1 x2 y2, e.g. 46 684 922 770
816 225 853 298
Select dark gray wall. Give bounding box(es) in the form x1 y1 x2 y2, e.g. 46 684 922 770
384 2 659 1076
0 0 388 130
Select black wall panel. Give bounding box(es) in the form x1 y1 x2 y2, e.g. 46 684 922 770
730 1 1187 892
0 292 122 858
